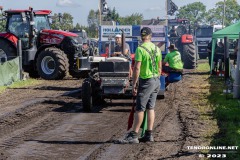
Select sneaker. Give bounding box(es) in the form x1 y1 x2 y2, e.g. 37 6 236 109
114 131 139 144
139 130 154 142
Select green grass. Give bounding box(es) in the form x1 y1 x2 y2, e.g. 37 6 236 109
0 79 41 94
197 63 210 72
193 63 240 158
208 76 240 159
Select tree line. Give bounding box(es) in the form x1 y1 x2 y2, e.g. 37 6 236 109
0 0 239 37
176 0 240 27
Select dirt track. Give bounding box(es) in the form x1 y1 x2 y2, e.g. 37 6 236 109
0 69 212 160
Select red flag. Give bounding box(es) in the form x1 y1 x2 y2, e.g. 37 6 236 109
127 100 135 130
127 98 148 135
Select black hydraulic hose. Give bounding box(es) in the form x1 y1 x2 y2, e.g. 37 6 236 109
29 7 35 48
121 29 125 55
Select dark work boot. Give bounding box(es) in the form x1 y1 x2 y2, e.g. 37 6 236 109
115 131 139 144
139 130 154 142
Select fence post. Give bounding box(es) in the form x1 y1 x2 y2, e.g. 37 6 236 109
233 33 240 98
17 40 23 80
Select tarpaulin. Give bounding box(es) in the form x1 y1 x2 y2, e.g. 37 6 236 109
0 57 20 86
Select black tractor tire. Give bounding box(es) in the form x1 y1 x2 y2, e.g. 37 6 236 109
81 78 103 112
36 47 69 80
82 78 93 112
0 39 17 61
182 43 197 69
0 39 40 78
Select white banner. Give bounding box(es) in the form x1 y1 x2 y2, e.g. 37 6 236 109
100 25 132 41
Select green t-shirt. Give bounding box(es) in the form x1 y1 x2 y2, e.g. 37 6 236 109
164 50 183 70
135 42 162 79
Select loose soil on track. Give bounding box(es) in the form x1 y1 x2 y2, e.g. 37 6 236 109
0 68 214 160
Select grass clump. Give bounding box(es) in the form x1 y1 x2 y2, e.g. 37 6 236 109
0 79 40 94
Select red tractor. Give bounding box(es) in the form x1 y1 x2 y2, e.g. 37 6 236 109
168 19 198 69
0 7 83 79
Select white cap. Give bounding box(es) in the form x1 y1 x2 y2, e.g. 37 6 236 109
115 34 121 38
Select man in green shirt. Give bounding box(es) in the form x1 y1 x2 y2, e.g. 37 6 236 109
163 44 183 73
117 27 162 144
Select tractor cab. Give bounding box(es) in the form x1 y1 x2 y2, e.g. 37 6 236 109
4 9 51 49
168 19 192 43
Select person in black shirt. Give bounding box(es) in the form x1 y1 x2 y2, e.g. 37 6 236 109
214 41 224 71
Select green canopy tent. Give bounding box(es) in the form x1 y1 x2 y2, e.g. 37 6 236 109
211 21 240 72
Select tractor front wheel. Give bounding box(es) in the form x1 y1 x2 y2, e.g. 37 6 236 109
37 47 69 80
82 78 94 112
0 39 17 61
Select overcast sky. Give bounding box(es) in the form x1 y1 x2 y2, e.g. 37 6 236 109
0 0 239 26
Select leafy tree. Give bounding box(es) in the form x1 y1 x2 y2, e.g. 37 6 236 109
206 0 240 26
103 7 143 25
206 8 222 26
88 9 99 26
176 2 207 25
61 13 74 31
51 12 74 31
86 8 143 37
0 13 6 32
103 7 119 22
50 13 60 30
119 13 143 25
75 23 81 30
87 9 99 38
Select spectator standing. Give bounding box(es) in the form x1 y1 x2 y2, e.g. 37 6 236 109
214 41 225 71
116 27 162 144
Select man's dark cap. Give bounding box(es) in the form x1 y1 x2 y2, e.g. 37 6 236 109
168 44 178 50
141 27 152 36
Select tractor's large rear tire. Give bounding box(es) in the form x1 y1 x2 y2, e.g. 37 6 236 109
0 39 39 78
82 78 93 112
37 47 69 80
182 43 197 69
0 39 17 61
